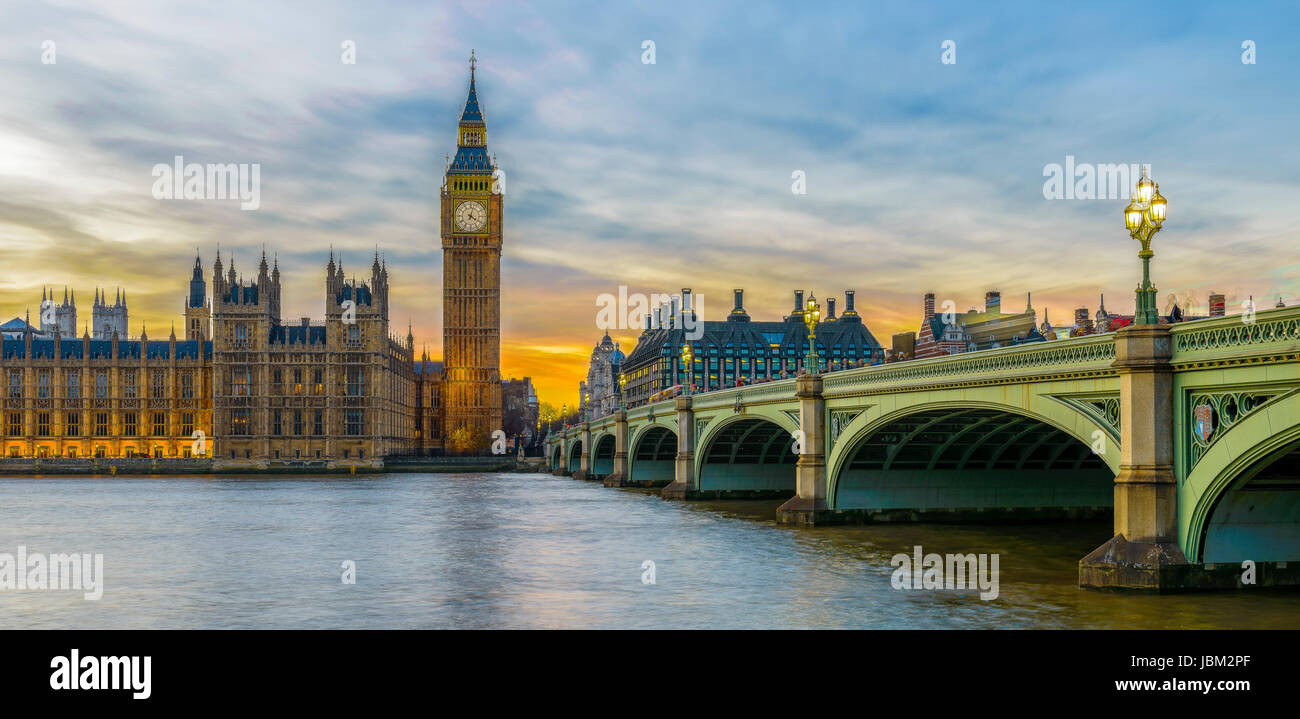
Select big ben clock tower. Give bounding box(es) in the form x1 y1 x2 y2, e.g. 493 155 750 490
441 50 502 451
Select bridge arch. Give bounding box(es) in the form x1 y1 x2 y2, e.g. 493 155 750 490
550 443 563 470
567 438 583 474
1183 391 1300 562
591 433 616 479
694 412 799 494
828 401 1116 517
629 424 676 485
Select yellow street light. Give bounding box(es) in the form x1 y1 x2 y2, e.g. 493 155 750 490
1124 168 1170 325
1124 197 1144 231
1148 184 1167 223
803 293 821 375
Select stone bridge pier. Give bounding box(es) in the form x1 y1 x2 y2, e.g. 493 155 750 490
602 410 630 487
660 396 697 499
1080 324 1186 590
776 374 833 526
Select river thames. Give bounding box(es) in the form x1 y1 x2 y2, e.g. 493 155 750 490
0 472 1296 629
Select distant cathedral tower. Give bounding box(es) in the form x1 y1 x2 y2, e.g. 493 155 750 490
92 287 128 339
440 50 503 451
38 286 77 338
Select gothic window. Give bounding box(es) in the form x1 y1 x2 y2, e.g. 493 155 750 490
181 372 194 399
232 367 250 397
66 413 79 436
346 410 364 436
123 371 136 399
182 413 194 436
152 412 165 436
313 410 324 436
346 368 365 397
66 371 79 399
151 370 165 399
7 371 20 399
123 413 137 436
230 409 250 436
293 410 303 435
95 372 108 399
37 413 50 437
95 412 108 436
37 371 50 398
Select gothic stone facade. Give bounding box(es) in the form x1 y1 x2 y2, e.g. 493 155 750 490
1 328 213 460
209 250 418 469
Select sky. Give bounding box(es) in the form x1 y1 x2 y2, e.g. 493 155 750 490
1 0 1299 407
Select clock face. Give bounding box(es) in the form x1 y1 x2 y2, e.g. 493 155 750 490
455 200 487 232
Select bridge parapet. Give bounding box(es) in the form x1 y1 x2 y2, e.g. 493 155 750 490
687 378 797 411
823 332 1118 396
1170 305 1300 366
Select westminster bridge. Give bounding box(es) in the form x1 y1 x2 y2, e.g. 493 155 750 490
546 306 1300 591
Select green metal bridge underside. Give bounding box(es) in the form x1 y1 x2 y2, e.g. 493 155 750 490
700 419 796 492
1202 440 1300 563
630 426 675 485
836 408 1112 513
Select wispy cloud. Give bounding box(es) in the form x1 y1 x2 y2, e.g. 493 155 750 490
1 0 1298 404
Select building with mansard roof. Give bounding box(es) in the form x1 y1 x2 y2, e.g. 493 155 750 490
620 288 883 408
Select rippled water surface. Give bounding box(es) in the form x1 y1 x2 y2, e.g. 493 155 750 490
0 472 1296 629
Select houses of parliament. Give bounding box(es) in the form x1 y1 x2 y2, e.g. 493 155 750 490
0 58 504 468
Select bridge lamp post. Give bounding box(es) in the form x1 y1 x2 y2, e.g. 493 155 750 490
1124 168 1169 325
680 344 694 395
803 294 821 375
618 372 627 410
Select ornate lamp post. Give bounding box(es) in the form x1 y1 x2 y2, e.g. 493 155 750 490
618 372 627 410
680 343 694 395
583 391 591 420
1124 168 1169 325
561 403 568 429
803 293 821 375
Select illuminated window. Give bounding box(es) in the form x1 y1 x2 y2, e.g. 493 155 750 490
230 409 250 436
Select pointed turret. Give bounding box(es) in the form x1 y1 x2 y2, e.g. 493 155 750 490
460 49 485 126
450 51 491 173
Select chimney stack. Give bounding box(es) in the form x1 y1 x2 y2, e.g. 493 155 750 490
985 290 1001 315
1209 292 1226 317
924 292 936 320
827 297 837 320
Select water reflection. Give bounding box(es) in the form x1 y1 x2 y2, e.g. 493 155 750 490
0 473 1295 629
